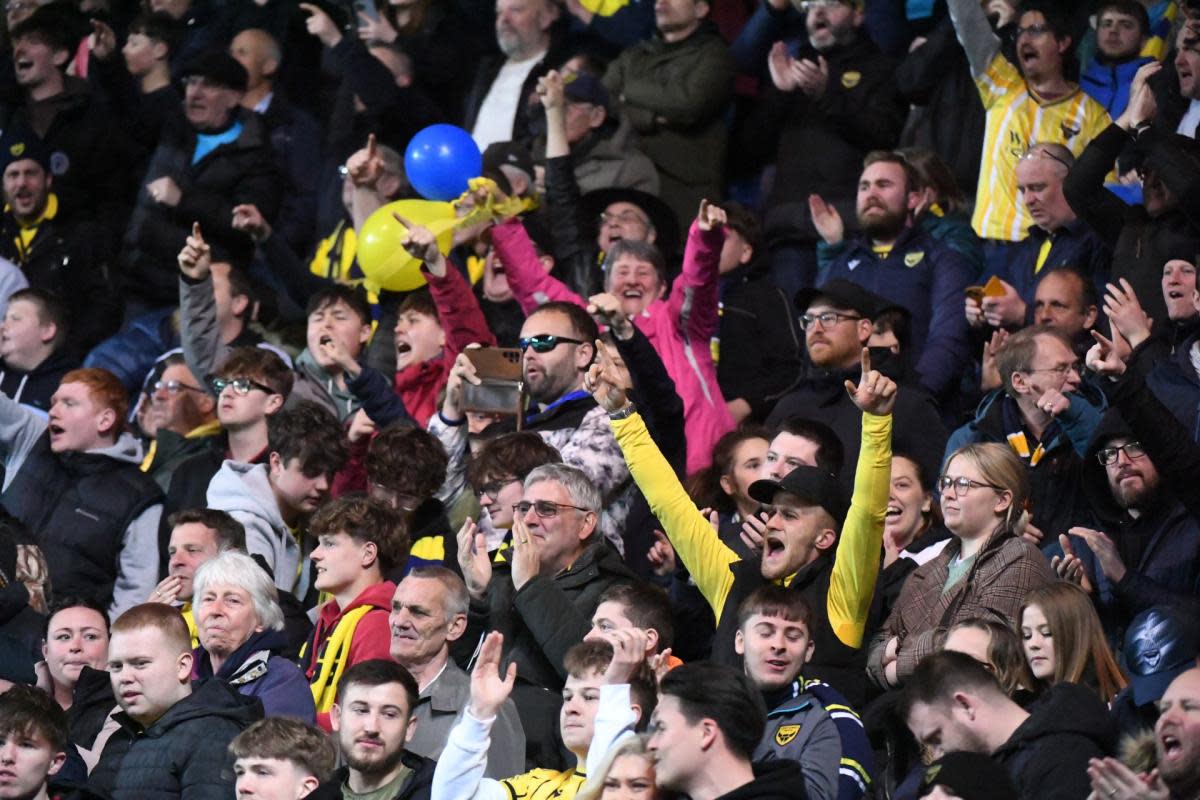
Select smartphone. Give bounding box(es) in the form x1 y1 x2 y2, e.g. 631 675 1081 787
461 348 524 418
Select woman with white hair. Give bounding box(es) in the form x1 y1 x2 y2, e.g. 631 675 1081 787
192 551 316 722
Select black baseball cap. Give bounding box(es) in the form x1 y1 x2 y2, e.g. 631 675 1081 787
794 278 882 319
748 466 848 527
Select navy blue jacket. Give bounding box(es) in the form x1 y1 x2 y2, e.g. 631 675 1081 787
979 219 1112 322
818 225 974 401
1145 327 1200 439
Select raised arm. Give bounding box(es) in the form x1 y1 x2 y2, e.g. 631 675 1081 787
668 203 726 341
177 224 224 388
588 347 738 619
0 387 48 484
431 632 513 800
490 217 587 315
946 0 1001 78
827 350 894 649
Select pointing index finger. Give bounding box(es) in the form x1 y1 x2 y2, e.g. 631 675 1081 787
366 133 377 158
391 212 417 232
192 222 203 241
860 346 871 377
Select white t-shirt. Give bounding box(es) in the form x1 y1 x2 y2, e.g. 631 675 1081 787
471 50 546 151
1177 98 1200 138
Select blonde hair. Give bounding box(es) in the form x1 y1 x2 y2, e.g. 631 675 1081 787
576 734 658 800
944 442 1029 534
1019 582 1128 701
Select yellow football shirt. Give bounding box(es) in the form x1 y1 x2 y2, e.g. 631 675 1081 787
500 768 585 799
972 53 1111 242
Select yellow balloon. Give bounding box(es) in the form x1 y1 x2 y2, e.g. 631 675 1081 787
356 199 458 292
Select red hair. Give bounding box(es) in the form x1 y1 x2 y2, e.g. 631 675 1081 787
60 368 128 433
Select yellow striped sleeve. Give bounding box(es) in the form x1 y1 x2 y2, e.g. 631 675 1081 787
611 413 739 621
826 412 891 649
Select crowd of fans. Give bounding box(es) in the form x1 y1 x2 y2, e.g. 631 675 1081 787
0 0 1197 797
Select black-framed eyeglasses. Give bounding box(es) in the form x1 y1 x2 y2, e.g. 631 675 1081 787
211 377 276 396
1024 361 1083 378
512 500 591 519
474 477 518 501
1096 441 1146 466
518 334 586 353
799 311 862 330
937 475 1004 497
153 379 206 396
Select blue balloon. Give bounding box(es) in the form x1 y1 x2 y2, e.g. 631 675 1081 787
404 124 483 201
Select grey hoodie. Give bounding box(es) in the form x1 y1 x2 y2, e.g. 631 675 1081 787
0 391 163 619
206 460 305 595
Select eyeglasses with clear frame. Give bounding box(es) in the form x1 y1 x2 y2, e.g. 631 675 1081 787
937 475 1004 497
512 500 591 519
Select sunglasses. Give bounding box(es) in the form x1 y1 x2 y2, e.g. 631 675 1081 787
518 334 586 353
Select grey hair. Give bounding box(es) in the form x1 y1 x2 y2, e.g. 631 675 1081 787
192 551 285 632
602 239 666 289
525 463 601 513
405 566 469 618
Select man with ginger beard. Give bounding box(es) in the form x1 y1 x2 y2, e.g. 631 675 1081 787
812 151 974 403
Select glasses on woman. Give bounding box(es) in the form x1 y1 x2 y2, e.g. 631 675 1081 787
211 377 276 396
937 475 1004 497
512 500 590 519
1096 441 1146 466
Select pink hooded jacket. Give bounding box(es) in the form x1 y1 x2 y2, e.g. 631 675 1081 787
492 217 733 475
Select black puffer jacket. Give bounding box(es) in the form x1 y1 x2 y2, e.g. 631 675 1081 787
120 109 283 307
992 683 1117 800
89 678 262 800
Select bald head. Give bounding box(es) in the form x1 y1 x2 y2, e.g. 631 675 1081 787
230 28 280 93
1157 668 1200 797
